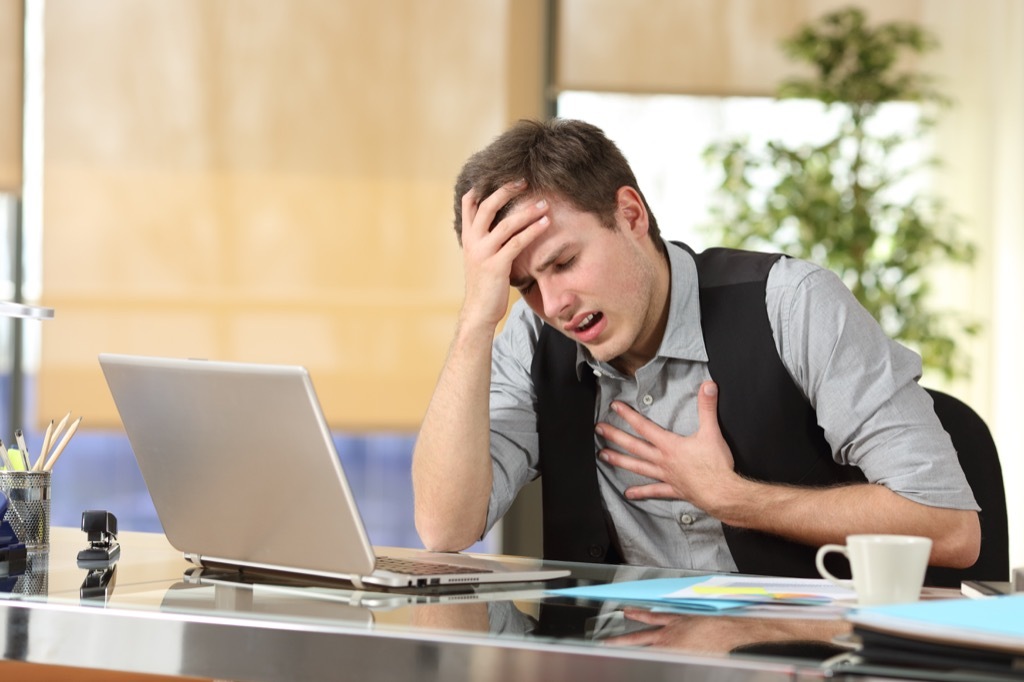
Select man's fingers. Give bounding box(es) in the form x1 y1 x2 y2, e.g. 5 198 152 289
500 213 550 255
595 420 656 460
697 381 722 437
621 608 681 626
462 183 551 277
460 187 482 239
598 447 662 481
461 179 528 241
489 198 550 254
601 630 659 648
623 482 677 501
609 401 668 445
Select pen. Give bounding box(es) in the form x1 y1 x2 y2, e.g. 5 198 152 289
15 429 31 470
43 416 83 472
33 420 54 471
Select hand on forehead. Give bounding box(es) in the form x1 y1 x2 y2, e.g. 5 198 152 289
490 189 547 232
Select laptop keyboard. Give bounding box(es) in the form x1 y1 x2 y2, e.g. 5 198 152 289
375 556 493 576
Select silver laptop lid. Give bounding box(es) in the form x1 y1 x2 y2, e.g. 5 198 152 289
98 353 377 578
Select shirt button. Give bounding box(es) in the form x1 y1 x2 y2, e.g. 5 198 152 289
641 394 654 406
679 513 694 526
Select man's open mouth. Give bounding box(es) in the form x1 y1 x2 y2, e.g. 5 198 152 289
576 312 603 332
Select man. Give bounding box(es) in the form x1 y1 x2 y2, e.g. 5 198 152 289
412 118 980 577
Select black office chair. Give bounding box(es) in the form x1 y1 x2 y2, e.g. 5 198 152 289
922 388 1010 588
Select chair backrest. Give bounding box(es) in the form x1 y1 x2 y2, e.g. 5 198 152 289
923 388 1009 587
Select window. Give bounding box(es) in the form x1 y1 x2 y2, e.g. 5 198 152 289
557 91 926 253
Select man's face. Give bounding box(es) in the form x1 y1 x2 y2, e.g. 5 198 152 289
508 194 664 371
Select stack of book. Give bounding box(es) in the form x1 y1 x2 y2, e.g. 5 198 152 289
848 594 1024 680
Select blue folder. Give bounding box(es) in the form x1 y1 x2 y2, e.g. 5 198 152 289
849 594 1024 648
548 577 751 612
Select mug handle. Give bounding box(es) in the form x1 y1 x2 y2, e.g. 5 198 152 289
815 544 853 588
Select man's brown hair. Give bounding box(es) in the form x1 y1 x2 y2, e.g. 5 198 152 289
453 119 663 250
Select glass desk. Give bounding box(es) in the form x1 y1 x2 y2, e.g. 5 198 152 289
0 528 970 682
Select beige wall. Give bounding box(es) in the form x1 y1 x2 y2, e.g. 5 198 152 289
0 0 22 191
38 0 547 429
556 0 925 96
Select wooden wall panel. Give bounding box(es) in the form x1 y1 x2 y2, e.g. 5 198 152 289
0 0 22 191
38 0 520 429
556 0 924 96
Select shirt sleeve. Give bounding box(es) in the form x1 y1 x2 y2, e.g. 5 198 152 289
766 258 979 511
484 299 545 535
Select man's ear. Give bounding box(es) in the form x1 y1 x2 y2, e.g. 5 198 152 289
615 186 649 238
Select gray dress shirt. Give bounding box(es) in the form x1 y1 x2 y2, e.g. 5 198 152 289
485 243 979 571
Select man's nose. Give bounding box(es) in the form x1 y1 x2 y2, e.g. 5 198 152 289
541 281 573 321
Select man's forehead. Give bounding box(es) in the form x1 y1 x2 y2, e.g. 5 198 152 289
510 225 577 287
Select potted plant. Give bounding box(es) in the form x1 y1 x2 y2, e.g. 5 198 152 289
704 7 978 379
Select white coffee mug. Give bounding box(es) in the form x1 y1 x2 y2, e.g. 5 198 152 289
815 534 932 606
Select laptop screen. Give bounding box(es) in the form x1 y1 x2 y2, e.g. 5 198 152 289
99 354 378 578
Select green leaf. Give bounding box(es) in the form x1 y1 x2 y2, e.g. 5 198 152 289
703 6 979 378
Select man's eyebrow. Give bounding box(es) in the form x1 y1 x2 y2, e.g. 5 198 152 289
536 244 569 274
510 243 569 291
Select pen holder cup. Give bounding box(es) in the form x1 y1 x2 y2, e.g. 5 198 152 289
8 549 49 597
0 470 51 550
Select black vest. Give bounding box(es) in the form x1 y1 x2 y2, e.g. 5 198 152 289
531 244 865 578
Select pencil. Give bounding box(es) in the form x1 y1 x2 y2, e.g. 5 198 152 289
46 411 72 459
43 416 83 472
0 440 10 470
33 420 54 471
15 429 31 470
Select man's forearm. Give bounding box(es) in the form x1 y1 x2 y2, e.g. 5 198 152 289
412 320 497 551
709 478 981 568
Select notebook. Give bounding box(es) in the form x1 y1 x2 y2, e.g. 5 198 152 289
98 353 570 590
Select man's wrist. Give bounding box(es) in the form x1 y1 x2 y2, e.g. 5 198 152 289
454 311 500 345
705 475 773 529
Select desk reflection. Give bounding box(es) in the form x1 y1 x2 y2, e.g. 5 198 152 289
411 598 852 662
602 607 851 657
160 580 375 627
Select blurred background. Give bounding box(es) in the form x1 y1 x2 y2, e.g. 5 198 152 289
0 0 1020 565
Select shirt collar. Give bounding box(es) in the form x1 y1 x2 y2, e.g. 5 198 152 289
575 242 708 378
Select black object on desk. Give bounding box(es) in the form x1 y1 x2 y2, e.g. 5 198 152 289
77 509 121 567
81 564 118 604
852 626 1024 680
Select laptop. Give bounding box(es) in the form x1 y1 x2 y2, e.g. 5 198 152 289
98 353 570 590
174 565 553 610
